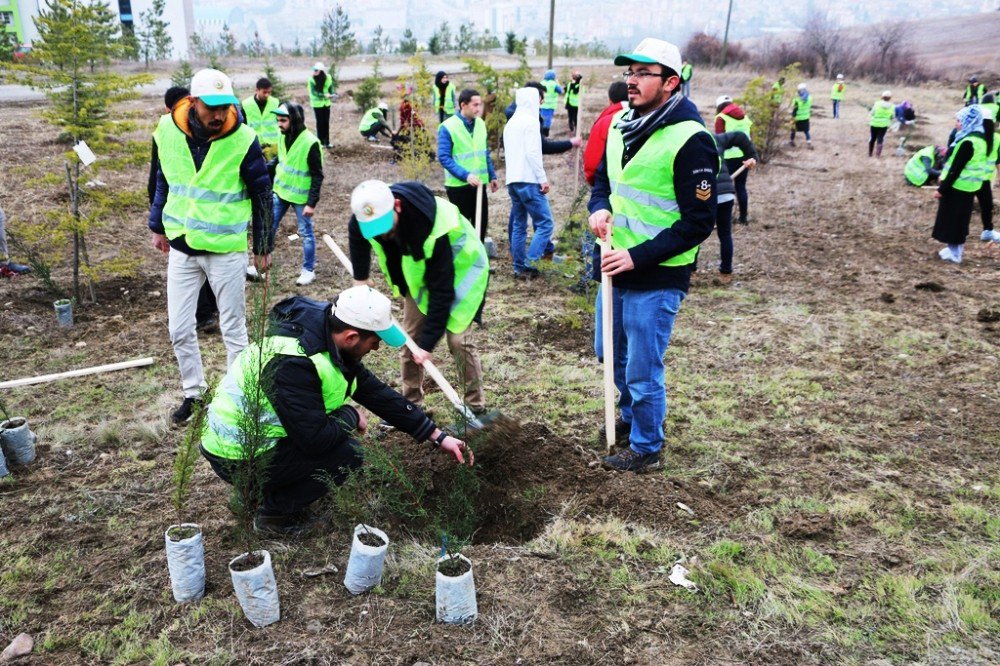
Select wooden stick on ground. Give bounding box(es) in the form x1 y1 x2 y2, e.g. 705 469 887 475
0 357 156 389
601 227 615 456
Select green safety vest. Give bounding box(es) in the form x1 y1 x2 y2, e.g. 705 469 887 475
965 84 986 102
870 100 894 128
904 146 937 187
541 80 560 110
771 82 783 104
681 64 692 82
567 82 581 108
241 95 280 146
441 114 489 187
369 198 488 334
274 129 321 205
202 335 355 460
605 119 717 268
359 108 385 133
941 134 988 192
154 120 255 254
434 82 456 115
716 112 753 159
981 102 998 122
793 94 812 121
309 77 333 108
830 82 845 100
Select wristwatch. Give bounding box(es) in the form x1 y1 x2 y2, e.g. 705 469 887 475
432 431 448 448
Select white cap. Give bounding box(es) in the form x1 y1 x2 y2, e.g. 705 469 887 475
351 180 396 239
332 286 406 347
836 74 844 80
614 38 682 76
378 100 389 111
190 69 237 106
797 83 808 91
882 90 892 98
313 62 326 71
715 95 732 107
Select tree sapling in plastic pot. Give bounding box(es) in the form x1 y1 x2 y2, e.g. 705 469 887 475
436 539 477 625
343 524 390 594
0 397 37 467
164 395 208 603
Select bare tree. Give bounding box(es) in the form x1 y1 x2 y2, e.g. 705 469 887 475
869 22 910 80
799 11 843 78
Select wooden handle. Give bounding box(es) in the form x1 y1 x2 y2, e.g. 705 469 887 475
601 228 615 455
322 234 354 274
0 357 155 389
474 184 484 239
730 163 749 179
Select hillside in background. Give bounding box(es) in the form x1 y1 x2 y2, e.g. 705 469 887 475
901 11 1000 76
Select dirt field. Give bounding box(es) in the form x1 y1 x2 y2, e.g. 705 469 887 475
0 64 998 665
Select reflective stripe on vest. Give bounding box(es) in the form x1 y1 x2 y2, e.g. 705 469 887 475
434 83 456 114
870 100 894 128
441 115 489 187
541 80 559 110
794 95 812 121
369 198 488 334
904 146 936 186
359 108 384 133
717 113 753 159
941 134 988 192
605 119 715 268
201 335 354 460
241 95 280 145
154 120 255 253
274 129 321 205
830 83 845 101
309 77 333 108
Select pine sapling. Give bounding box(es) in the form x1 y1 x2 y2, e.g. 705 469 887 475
168 390 209 540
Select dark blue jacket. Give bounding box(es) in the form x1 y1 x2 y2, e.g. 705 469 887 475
437 114 497 183
588 96 717 291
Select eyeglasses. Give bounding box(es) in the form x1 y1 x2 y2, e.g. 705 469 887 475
621 70 666 81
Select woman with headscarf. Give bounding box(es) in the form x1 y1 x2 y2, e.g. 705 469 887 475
933 105 990 263
434 71 456 123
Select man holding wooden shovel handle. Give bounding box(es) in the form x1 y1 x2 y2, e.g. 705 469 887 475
588 38 718 473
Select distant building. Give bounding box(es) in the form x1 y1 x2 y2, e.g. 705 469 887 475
1 0 40 46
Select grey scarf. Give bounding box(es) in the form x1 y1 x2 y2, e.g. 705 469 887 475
616 94 683 152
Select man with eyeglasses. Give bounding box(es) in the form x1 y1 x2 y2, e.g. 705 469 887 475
588 38 717 473
148 69 274 426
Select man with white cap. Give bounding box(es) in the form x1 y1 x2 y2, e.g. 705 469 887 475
201 286 473 536
869 90 895 158
347 180 489 416
148 68 273 426
269 101 324 286
830 74 846 119
588 37 718 473
308 62 335 148
358 101 393 142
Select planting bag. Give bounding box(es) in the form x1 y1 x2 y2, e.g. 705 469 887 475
0 446 8 478
343 524 389 595
164 524 206 603
0 418 36 465
229 550 280 628
436 554 478 624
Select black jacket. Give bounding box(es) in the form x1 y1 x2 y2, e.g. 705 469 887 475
348 181 480 352
588 95 717 291
264 296 436 458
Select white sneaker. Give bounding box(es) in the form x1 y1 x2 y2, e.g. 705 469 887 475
245 265 264 282
981 230 994 242
296 270 316 286
937 248 961 264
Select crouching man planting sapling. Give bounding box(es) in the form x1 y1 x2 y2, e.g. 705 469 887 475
200 286 473 537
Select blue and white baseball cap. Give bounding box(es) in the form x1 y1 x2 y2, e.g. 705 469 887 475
190 68 238 106
350 180 396 239
614 38 682 76
333 286 406 347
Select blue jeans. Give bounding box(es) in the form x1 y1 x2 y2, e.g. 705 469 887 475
507 182 554 273
272 195 315 271
594 286 685 455
681 81 691 98
539 107 555 129
832 99 841 119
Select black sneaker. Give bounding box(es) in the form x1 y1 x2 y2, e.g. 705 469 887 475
602 448 661 473
195 315 219 334
253 510 318 538
597 419 631 447
171 397 203 427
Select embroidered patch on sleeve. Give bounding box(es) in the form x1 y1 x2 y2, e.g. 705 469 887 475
695 179 712 201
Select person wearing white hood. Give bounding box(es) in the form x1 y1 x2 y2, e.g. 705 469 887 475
503 87 554 279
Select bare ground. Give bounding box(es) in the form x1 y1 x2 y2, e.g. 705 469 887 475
0 67 997 665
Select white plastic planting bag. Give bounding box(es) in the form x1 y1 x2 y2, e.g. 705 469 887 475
229 550 280 627
343 524 389 595
164 524 206 603
0 418 36 465
0 446 8 477
436 554 478 624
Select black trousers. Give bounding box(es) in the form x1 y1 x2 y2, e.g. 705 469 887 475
314 106 331 146
446 184 489 241
976 181 994 231
566 105 579 134
195 282 217 324
725 157 749 222
202 437 363 516
869 126 888 155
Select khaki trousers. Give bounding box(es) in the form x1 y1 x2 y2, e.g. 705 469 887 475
400 296 485 410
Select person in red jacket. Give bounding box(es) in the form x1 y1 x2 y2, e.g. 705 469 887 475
583 81 629 186
714 96 753 224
